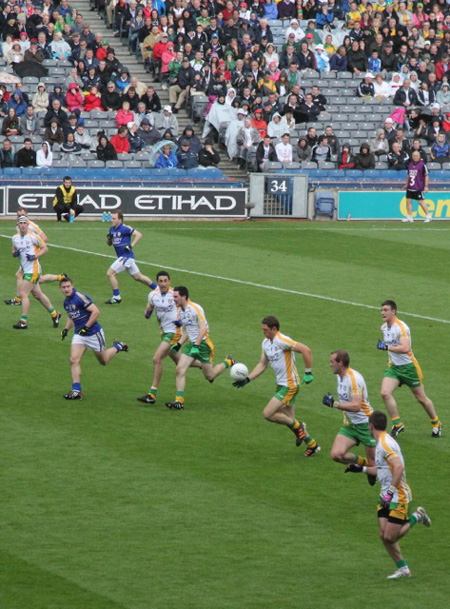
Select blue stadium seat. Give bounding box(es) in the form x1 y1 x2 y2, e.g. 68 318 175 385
3 168 21 176
314 191 335 219
344 170 364 177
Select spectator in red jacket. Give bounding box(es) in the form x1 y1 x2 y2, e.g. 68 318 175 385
116 100 135 127
435 53 450 81
65 84 83 113
84 86 103 112
110 126 130 154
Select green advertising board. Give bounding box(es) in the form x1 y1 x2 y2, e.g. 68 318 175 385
338 191 450 220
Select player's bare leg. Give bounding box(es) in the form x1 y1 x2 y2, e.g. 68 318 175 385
107 268 120 290
69 343 86 385
29 283 61 327
174 353 194 393
379 519 405 564
410 385 438 419
263 397 295 426
95 345 125 365
330 435 359 464
40 273 68 284
201 360 230 381
410 385 441 436
131 271 155 288
380 377 405 437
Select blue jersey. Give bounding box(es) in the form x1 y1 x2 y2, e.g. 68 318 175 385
108 223 135 259
64 289 102 335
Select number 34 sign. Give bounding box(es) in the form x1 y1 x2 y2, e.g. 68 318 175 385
267 178 291 194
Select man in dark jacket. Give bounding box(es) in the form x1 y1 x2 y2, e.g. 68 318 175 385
354 143 376 170
178 125 201 154
347 41 367 75
256 135 277 171
388 142 409 170
44 99 68 128
169 57 195 113
356 73 375 97
177 139 199 169
393 80 418 107
199 142 220 167
137 119 161 147
15 138 37 167
101 81 121 111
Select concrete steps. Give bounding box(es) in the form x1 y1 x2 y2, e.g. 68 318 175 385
70 1 247 180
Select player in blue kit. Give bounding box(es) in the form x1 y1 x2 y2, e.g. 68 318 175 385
60 277 128 400
105 210 156 304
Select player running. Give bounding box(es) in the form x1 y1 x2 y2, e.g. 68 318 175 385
346 410 431 579
10 216 61 330
323 350 376 484
5 208 67 306
233 316 320 456
60 277 128 400
105 210 156 304
165 286 235 410
402 150 431 223
377 300 441 438
137 271 201 405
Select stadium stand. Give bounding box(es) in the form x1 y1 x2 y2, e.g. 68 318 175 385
2 0 450 187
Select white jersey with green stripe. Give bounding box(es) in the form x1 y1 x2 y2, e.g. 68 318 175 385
381 318 414 366
337 367 373 426
179 300 209 343
148 288 179 333
262 331 300 388
12 231 43 275
376 431 412 504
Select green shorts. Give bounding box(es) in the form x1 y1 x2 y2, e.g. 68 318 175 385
23 272 40 284
182 340 213 364
338 422 377 447
161 331 180 345
274 385 299 406
384 362 422 388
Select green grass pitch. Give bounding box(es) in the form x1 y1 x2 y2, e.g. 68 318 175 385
0 220 449 609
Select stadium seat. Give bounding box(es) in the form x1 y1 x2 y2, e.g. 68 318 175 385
314 191 335 219
302 161 318 169
87 160 106 168
52 160 71 168
124 161 143 168
105 160 124 168
3 168 21 176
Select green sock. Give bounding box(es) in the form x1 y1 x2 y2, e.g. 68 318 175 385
289 420 300 430
409 514 419 528
305 436 317 448
20 315 27 322
395 559 408 569
392 416 403 427
149 387 158 396
176 392 185 403
48 307 55 314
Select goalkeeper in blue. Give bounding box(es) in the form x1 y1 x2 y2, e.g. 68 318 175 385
105 210 157 304
60 277 128 400
233 316 320 456
346 410 431 580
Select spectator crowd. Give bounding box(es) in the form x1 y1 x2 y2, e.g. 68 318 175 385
3 0 450 171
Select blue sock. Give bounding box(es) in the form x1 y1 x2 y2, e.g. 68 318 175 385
73 382 82 392
114 342 123 352
113 289 120 298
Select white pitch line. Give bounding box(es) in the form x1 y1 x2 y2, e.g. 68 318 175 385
3 226 450 232
1 234 449 325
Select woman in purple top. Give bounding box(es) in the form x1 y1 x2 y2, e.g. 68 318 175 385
403 150 432 223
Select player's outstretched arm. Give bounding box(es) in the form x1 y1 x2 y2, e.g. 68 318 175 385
234 352 268 387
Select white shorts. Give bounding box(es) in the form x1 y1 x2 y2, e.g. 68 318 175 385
72 329 106 352
109 257 140 276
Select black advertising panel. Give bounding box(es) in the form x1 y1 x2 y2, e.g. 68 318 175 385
6 186 247 217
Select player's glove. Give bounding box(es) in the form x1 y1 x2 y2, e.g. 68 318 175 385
301 372 314 384
322 392 335 407
190 345 200 357
78 326 89 336
144 309 153 319
106 233 113 246
377 339 388 351
26 254 36 261
12 250 20 257
170 343 182 352
380 487 395 509
345 464 364 474
233 377 250 388
124 245 133 252
173 320 183 327
61 328 69 341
